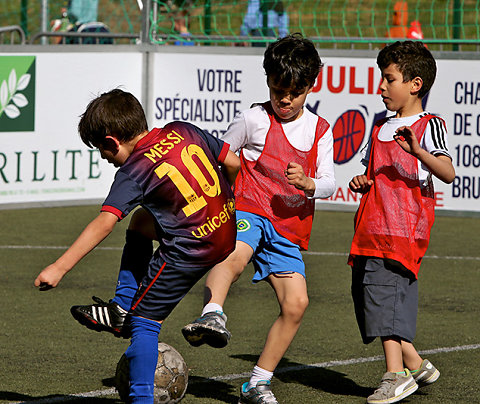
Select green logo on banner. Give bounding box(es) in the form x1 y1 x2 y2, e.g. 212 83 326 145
0 56 35 132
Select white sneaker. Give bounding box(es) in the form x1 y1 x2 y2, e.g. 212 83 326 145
367 369 418 403
412 359 440 386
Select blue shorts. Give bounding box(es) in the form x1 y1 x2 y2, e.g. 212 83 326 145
236 211 305 283
130 249 210 321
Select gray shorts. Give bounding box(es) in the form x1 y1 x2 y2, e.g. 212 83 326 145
351 257 418 344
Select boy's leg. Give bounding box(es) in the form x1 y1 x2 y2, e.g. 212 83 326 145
256 272 308 373
381 336 404 373
182 240 253 348
401 340 422 371
126 256 210 401
203 240 253 307
114 208 158 308
366 336 418 403
112 230 154 309
70 208 156 336
402 341 440 386
239 272 307 404
125 316 162 403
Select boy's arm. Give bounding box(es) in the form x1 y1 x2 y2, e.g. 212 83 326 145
349 174 374 193
285 162 316 197
34 211 118 290
291 127 336 199
222 150 241 185
395 126 456 184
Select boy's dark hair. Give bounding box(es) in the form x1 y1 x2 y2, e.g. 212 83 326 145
377 40 436 98
78 89 148 148
263 33 323 90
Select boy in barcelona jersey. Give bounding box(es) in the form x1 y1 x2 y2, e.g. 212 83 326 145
34 89 239 404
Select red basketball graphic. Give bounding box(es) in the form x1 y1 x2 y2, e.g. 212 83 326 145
332 109 366 164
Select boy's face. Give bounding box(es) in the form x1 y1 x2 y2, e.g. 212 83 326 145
267 77 312 122
379 63 419 115
96 138 125 168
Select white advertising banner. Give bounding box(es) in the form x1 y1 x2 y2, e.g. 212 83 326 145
1 49 478 213
0 52 143 207
150 51 480 213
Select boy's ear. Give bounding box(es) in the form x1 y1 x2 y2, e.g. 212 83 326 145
410 76 423 95
103 135 121 154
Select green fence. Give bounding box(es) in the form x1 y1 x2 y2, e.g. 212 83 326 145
0 0 142 44
1 0 479 50
150 0 480 50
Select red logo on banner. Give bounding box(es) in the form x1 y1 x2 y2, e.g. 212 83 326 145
333 109 366 164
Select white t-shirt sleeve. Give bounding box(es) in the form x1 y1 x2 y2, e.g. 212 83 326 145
221 112 248 153
311 127 336 199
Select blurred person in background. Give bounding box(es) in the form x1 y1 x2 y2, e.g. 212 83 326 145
239 0 289 47
386 1 408 39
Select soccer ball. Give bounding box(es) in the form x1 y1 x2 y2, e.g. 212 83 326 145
115 342 189 403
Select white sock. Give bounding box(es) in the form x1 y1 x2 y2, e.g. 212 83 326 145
247 365 273 390
202 303 224 317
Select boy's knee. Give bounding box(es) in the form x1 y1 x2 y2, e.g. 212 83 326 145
281 295 309 320
231 259 248 277
224 252 250 279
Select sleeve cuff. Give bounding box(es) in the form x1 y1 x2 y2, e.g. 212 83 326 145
308 177 336 199
101 205 125 220
218 142 230 163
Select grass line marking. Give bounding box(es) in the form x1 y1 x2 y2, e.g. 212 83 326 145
1 245 480 261
208 343 480 382
303 251 480 261
0 245 122 251
12 343 480 403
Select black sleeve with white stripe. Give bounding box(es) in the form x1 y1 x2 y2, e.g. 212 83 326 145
424 116 451 158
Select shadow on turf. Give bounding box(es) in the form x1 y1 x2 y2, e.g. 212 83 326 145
0 378 120 404
184 354 372 402
234 354 371 398
0 391 122 404
186 377 242 403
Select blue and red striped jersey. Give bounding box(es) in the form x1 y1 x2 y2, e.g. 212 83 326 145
102 121 236 267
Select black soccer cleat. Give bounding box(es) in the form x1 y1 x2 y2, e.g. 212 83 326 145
70 296 130 338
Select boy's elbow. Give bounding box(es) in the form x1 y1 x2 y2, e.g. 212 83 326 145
443 172 456 184
439 168 456 184
226 151 241 173
445 164 456 184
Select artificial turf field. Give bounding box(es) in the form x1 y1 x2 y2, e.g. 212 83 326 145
0 205 479 404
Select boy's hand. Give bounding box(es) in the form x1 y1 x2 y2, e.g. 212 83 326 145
349 175 373 193
34 263 68 291
285 162 315 196
394 126 422 156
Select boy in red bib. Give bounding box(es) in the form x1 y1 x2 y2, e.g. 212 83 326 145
349 41 455 404
182 34 336 403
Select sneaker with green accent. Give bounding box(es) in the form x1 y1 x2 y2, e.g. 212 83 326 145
367 369 418 404
238 380 278 404
411 359 440 386
181 311 231 348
